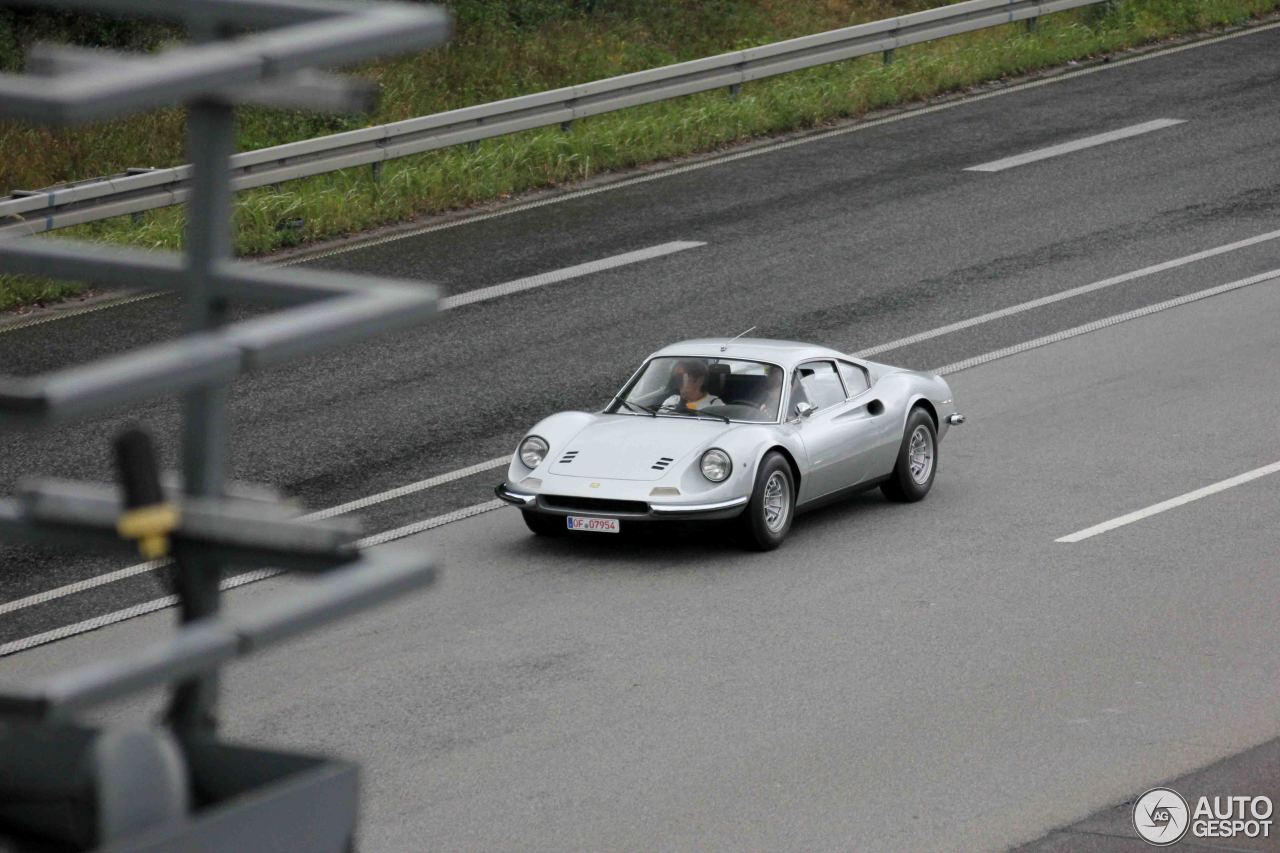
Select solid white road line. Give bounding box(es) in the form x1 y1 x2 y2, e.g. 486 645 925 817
854 227 1280 358
308 456 509 520
440 241 704 310
0 500 508 656
932 267 1280 375
0 456 513 618
1056 460 1280 543
964 119 1186 173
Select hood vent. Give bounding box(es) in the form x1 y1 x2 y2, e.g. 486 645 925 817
651 456 674 471
559 450 579 464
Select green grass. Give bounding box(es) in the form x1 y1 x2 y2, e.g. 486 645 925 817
3 0 1278 312
0 275 84 313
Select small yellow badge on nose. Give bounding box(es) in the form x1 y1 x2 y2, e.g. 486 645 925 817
590 482 600 488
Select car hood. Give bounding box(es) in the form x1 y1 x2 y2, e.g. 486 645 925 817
548 415 723 481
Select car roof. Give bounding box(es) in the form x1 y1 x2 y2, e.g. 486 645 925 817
648 338 853 367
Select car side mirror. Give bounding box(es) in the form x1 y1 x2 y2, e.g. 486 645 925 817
794 402 816 418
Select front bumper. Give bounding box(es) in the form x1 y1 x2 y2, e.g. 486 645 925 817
495 482 748 521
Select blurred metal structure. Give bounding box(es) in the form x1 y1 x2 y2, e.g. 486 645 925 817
0 1 449 849
0 0 1107 237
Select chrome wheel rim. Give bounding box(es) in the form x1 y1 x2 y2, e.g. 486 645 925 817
908 425 934 485
762 470 790 532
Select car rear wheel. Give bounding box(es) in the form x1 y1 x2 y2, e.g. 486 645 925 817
522 510 564 537
735 452 794 551
881 407 937 503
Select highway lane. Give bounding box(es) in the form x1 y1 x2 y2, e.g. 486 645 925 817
3 23 1280 646
5 272 1278 851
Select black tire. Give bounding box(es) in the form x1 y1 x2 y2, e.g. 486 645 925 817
734 452 795 551
881 407 937 503
522 510 564 537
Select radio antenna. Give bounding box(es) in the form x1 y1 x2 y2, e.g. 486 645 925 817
720 326 757 351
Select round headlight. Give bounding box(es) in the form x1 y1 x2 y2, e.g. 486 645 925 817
519 435 549 469
700 448 732 482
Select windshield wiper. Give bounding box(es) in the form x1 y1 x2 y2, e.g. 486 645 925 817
655 404 730 424
618 399 656 417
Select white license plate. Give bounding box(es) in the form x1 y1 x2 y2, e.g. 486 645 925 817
566 516 620 533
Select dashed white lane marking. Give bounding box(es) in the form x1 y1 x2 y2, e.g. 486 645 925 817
853 227 1280 358
964 119 1186 172
0 241 705 338
1056 460 1280 543
440 241 703 310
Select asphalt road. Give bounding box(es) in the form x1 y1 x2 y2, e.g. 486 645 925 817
5 22 1280 648
6 273 1278 850
2 17 1280 849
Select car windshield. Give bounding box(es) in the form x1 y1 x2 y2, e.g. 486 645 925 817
610 356 784 423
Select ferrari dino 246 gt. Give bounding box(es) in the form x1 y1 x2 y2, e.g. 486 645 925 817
495 338 963 550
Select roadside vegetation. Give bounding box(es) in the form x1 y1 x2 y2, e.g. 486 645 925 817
2 0 1278 312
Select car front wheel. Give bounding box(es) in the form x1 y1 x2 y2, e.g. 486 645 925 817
881 406 937 502
735 451 795 551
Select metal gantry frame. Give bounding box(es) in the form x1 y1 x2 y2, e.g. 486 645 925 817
0 2 450 850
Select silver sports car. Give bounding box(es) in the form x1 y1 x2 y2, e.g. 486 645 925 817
495 338 963 550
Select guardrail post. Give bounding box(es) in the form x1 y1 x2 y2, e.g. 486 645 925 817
1026 16 1038 33
728 83 741 99
883 48 895 65
560 119 574 132
371 160 383 182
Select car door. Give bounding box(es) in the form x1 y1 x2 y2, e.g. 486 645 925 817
790 360 882 502
836 359 900 481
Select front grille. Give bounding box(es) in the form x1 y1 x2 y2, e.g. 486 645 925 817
540 495 650 515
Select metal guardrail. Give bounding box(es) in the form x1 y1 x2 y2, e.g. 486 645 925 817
0 0 1106 238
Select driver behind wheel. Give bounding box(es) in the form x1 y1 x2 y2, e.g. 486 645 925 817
662 358 723 411
749 366 784 418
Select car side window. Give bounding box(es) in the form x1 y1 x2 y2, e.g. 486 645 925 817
795 361 845 411
837 360 870 397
